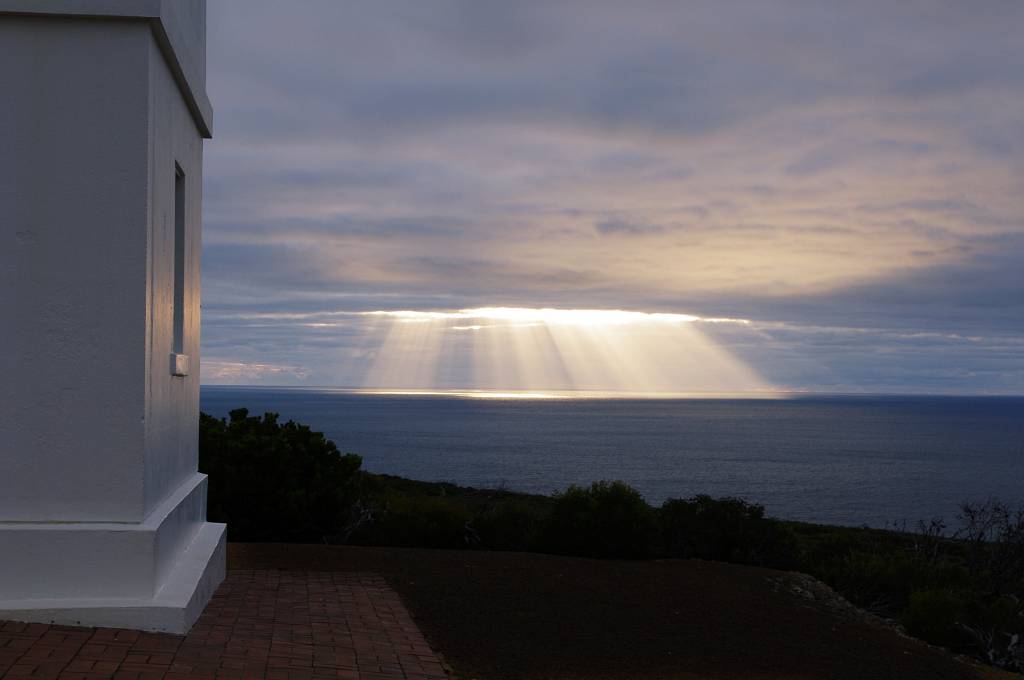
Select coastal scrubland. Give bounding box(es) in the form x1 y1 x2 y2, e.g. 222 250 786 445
201 409 1024 675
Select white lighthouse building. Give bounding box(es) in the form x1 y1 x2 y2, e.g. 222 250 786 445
0 1 225 632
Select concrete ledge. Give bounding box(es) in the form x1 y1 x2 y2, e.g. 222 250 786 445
0 522 225 633
0 474 210 601
157 521 227 631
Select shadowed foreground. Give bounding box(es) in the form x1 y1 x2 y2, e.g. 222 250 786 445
0 570 445 679
231 543 1014 680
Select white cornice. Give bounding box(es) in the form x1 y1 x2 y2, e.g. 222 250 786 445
0 0 213 138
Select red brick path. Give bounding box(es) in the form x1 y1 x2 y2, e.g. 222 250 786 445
0 571 448 680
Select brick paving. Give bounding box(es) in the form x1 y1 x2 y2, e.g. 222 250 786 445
0 570 448 680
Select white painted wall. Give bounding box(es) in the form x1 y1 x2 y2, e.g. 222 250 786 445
0 6 209 522
0 17 152 522
143 33 205 517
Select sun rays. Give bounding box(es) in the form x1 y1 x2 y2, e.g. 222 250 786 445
359 307 771 396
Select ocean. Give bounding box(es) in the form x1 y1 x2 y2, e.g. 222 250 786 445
200 387 1024 528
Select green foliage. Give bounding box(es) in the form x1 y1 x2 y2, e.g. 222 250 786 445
348 491 475 549
540 481 659 559
956 500 1024 598
789 509 1024 671
338 473 551 551
902 590 972 650
958 595 1024 670
199 409 362 542
659 495 798 568
472 499 547 551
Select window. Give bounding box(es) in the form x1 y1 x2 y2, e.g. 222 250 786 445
173 165 186 355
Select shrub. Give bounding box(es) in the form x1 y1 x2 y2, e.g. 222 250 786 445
539 481 659 559
956 500 1024 598
346 492 475 549
953 594 1024 671
952 501 1024 671
791 505 1024 671
659 495 798 568
837 552 968 615
902 590 973 650
199 409 362 542
473 498 547 552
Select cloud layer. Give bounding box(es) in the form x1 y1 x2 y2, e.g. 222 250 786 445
201 1 1024 393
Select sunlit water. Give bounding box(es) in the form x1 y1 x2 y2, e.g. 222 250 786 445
201 386 1024 527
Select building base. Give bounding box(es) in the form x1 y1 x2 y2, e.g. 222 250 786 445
0 474 226 634
0 522 225 633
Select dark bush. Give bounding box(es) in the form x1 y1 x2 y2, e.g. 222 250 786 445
791 507 1024 671
956 500 1024 598
902 590 972 650
659 495 798 568
958 594 1024 671
951 501 1024 670
345 492 475 549
540 481 659 559
814 549 967 616
199 409 362 542
473 498 547 551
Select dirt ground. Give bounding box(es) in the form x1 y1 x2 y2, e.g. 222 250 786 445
230 543 1016 680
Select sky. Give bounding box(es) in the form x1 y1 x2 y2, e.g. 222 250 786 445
200 1 1024 394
